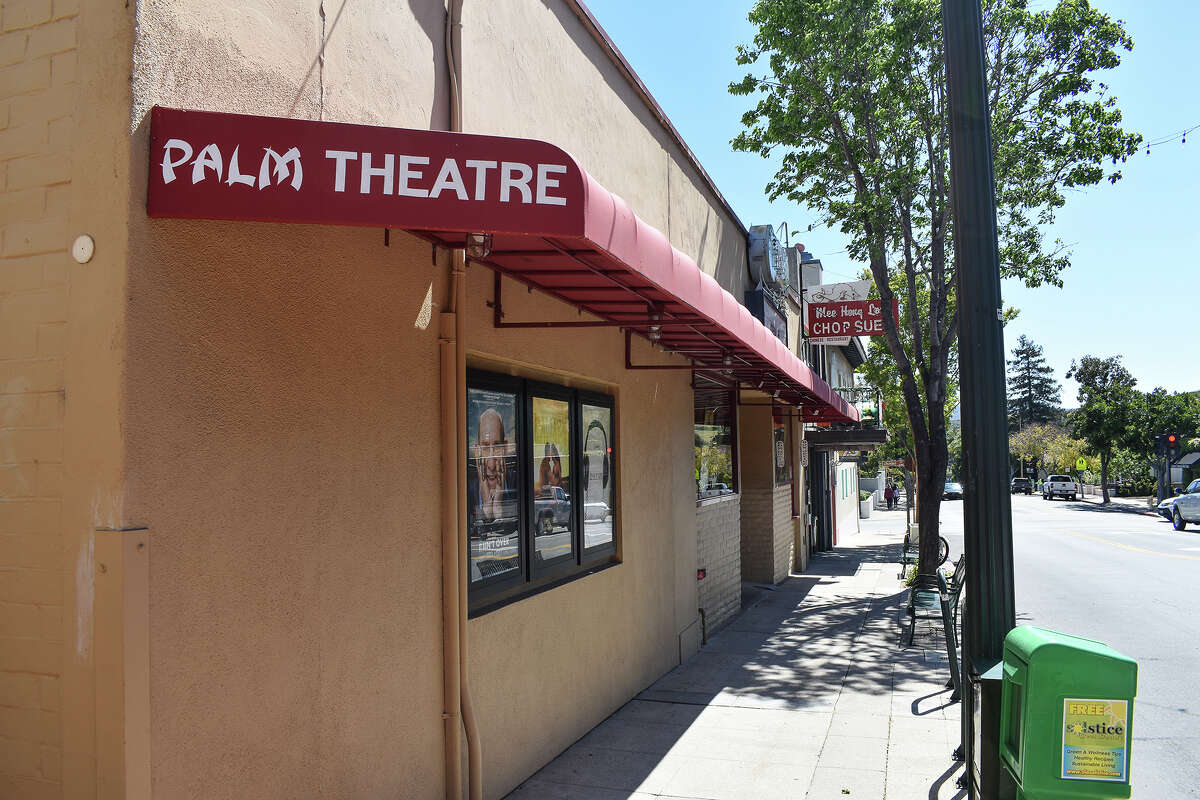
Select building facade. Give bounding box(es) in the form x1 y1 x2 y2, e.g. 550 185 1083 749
0 2 859 798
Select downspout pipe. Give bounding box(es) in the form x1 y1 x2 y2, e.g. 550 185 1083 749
444 1 483 798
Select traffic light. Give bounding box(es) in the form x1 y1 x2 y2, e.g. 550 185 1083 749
1155 434 1166 457
1166 433 1181 461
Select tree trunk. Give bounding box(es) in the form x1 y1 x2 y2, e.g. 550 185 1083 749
1100 450 1110 505
915 432 950 575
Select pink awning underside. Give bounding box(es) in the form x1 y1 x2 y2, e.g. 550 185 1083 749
410 171 858 424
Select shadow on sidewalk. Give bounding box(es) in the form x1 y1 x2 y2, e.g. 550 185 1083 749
508 536 964 798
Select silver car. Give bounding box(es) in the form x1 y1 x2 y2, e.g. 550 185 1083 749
1171 479 1200 531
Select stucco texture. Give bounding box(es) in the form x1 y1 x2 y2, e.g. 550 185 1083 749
464 269 697 799
122 217 446 798
107 0 724 796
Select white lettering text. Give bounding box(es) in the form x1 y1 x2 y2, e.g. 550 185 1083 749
325 149 358 192
500 161 533 203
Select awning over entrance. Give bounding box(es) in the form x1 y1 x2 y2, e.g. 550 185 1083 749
146 107 857 422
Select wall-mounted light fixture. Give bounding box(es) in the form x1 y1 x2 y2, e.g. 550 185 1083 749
465 232 493 260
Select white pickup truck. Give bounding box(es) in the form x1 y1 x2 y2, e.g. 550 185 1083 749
1042 474 1079 501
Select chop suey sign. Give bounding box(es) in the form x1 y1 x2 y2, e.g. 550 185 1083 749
146 107 586 236
803 280 900 342
807 298 900 338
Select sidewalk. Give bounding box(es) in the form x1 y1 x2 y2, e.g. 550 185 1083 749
1075 492 1159 516
507 516 964 799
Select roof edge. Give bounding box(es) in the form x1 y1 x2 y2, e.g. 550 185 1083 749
563 0 748 235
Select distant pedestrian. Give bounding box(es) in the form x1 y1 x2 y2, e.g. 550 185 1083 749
884 484 895 510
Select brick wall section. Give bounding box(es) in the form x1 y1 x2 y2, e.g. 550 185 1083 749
740 485 795 585
770 485 794 584
695 495 740 633
0 0 77 796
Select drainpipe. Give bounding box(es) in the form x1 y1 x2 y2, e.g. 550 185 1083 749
439 299 462 800
443 1 483 798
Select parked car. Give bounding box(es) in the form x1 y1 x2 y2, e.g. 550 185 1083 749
583 501 610 522
1010 477 1033 495
534 485 572 534
1158 494 1179 521
1171 479 1200 531
943 481 963 500
1042 474 1078 501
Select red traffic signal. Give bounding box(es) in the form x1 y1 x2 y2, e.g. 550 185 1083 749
1167 433 1181 460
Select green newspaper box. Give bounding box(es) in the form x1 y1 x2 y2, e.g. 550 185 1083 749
1000 626 1137 799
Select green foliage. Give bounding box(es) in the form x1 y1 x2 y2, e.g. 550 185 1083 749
1007 334 1062 431
1066 355 1137 501
1125 389 1200 462
731 0 1138 567
860 489 873 501
1009 423 1090 475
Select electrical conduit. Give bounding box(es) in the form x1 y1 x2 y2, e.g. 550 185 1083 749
443 1 482 798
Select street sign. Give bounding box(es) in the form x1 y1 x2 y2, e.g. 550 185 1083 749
806 298 900 339
1076 457 1087 471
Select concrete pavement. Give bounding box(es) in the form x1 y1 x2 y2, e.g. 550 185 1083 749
507 512 964 799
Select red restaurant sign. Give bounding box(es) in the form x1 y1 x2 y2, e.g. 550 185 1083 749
146 106 587 236
806 298 900 338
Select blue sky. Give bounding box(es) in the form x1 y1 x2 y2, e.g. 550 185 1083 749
583 0 1199 402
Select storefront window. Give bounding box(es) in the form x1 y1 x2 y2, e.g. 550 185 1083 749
467 370 617 613
581 403 614 550
467 385 522 585
774 410 793 485
531 395 574 565
695 387 736 499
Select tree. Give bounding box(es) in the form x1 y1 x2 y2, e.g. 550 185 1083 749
1007 334 1061 431
731 0 1139 573
1066 355 1137 503
1125 388 1200 497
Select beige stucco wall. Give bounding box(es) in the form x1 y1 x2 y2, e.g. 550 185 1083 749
113 1 712 798
0 0 751 795
464 271 697 799
1 0 140 797
464 0 748 289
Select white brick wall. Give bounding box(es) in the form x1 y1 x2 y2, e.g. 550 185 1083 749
0 0 75 796
739 485 795 585
696 495 740 633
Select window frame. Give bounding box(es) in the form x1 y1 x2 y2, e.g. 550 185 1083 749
773 408 794 487
467 369 619 616
578 389 618 562
526 380 578 581
465 371 528 597
694 386 739 502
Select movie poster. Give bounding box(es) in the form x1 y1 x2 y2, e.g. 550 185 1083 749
531 396 573 561
467 387 520 583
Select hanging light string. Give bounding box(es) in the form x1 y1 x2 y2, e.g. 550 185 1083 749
1144 122 1200 155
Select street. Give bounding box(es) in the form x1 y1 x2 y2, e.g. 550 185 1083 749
935 494 1200 799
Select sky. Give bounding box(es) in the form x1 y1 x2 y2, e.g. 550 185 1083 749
582 0 1200 403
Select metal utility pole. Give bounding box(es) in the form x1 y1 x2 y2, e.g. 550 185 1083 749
941 0 1017 797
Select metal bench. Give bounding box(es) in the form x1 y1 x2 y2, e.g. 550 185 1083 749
903 556 966 701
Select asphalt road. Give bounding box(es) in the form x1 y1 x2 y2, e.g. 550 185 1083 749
937 493 1200 799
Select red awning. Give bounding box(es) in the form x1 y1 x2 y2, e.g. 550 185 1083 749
145 107 857 422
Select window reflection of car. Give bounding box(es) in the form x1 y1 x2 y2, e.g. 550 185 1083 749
584 501 610 522
535 486 572 534
943 482 963 500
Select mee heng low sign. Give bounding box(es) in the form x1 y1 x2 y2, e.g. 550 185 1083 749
146 106 586 236
806 298 900 338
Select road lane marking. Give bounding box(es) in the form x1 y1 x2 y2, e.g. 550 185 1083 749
1065 531 1200 562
